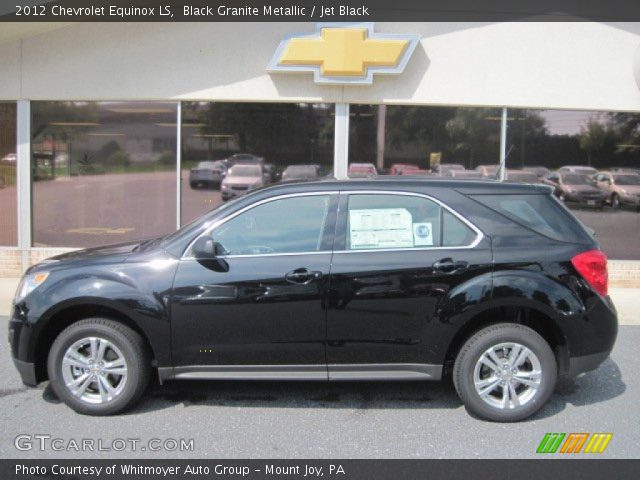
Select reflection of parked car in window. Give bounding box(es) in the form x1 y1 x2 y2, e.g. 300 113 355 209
522 166 550 180
11 178 617 422
189 160 227 189
445 169 484 179
558 165 598 176
505 170 539 184
282 164 321 182
389 163 418 175
226 153 264 166
475 164 499 178
433 163 465 176
348 163 378 178
263 163 278 183
544 172 606 208
611 167 640 175
594 172 640 210
220 164 267 201
1 153 17 164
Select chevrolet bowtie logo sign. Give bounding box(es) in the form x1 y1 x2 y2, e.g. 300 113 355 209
268 23 420 85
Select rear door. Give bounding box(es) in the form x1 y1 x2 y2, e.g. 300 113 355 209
325 191 492 379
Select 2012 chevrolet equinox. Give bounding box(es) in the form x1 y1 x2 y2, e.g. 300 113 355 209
9 178 617 421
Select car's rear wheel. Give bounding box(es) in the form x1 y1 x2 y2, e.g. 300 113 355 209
47 318 150 415
453 323 557 422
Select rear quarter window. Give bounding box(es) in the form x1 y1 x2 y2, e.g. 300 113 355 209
470 193 591 243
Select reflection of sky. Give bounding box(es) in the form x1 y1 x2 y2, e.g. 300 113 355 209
540 110 609 136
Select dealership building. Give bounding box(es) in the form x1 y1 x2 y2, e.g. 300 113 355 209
0 21 639 283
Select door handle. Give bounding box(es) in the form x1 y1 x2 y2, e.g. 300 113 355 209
432 258 469 273
285 268 323 285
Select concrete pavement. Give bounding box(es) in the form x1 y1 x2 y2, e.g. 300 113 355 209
1 276 638 323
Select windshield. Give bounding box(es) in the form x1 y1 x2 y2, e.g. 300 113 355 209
562 174 592 185
228 165 262 177
614 174 640 185
158 196 244 248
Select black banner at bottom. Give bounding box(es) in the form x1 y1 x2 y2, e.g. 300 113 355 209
2 459 639 480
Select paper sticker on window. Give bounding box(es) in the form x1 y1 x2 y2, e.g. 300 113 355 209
413 222 433 246
349 208 414 249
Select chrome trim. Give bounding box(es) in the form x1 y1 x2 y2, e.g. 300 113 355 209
182 191 339 259
168 363 442 381
173 364 328 381
182 188 484 260
328 363 442 381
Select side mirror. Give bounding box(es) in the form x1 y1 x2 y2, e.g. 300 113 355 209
192 236 229 272
192 236 215 259
192 236 225 259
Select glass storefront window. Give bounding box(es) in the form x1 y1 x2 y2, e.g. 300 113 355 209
181 102 334 225
0 102 17 246
347 105 502 179
31 102 178 248
506 109 640 259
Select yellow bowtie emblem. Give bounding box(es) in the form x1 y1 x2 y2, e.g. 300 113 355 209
269 23 420 84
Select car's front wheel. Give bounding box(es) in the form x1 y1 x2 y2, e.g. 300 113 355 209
453 323 557 422
47 318 150 415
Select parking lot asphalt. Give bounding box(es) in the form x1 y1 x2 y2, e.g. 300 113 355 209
0 316 637 459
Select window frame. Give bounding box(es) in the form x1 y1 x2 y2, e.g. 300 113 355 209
182 191 339 259
333 190 484 253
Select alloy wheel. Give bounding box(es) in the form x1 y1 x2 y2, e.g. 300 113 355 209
473 342 542 410
61 336 128 404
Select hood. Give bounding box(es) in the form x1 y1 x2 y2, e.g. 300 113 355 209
224 175 262 185
29 240 143 272
566 184 601 193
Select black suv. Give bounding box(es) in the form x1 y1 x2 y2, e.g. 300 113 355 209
9 178 617 421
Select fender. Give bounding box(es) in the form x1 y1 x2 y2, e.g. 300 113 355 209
17 260 177 368
425 269 582 364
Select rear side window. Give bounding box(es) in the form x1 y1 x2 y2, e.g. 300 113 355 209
470 194 589 243
346 194 478 250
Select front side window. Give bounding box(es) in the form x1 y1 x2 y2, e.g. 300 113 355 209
211 195 332 255
346 194 477 251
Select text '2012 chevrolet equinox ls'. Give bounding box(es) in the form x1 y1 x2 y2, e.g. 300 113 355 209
9 178 617 421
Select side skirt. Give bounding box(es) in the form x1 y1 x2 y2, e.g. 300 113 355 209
158 364 442 382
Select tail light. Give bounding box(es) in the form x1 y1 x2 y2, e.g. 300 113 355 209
571 249 608 296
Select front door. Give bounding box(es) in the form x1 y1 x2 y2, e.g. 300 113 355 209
171 193 337 378
326 192 492 379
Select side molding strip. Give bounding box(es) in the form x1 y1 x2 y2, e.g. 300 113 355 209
162 363 442 382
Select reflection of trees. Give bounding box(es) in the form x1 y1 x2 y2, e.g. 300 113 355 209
188 103 334 166
446 108 502 168
579 121 615 166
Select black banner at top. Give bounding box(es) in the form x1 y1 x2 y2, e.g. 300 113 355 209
3 0 640 22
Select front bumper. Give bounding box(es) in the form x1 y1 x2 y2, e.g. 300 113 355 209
9 310 39 386
567 350 611 376
12 358 38 386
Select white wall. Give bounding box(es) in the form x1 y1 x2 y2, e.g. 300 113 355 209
1 21 639 111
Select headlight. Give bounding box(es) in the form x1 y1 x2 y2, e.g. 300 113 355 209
221 183 229 190
14 272 50 303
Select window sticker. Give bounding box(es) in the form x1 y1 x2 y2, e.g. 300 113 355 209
413 222 433 246
349 208 414 249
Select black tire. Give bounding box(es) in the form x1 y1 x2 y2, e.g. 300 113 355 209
47 318 151 416
190 182 198 189
611 193 620 209
453 323 557 422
